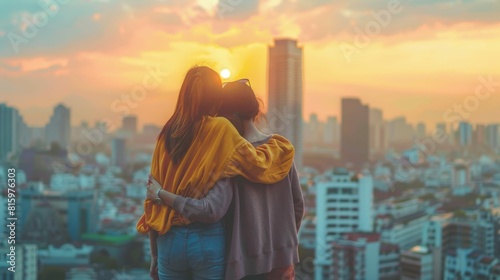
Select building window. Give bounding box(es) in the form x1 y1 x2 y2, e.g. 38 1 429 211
341 188 352 194
328 188 339 194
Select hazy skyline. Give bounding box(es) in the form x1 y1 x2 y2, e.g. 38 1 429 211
1 0 499 129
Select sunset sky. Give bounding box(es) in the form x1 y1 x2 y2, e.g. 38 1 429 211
1 0 499 131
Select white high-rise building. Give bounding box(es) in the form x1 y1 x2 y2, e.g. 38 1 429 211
315 168 374 280
267 38 303 169
45 103 71 149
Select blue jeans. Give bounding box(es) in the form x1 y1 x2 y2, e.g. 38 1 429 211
156 221 226 280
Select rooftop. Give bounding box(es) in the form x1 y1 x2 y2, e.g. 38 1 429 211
343 232 381 242
479 256 495 265
332 167 350 176
467 250 483 260
409 245 430 255
380 243 399 254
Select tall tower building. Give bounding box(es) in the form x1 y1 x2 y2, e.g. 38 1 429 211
473 124 486 146
111 137 127 168
0 103 28 162
0 103 17 162
315 168 374 279
45 103 71 148
341 98 369 169
458 121 473 147
369 108 385 156
416 122 426 139
486 124 500 149
267 38 303 169
122 115 138 137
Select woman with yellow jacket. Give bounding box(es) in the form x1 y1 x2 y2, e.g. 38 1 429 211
136 66 294 280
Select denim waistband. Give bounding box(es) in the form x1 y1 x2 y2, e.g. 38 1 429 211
170 220 224 231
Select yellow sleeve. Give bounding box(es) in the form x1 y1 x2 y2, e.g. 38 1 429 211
223 134 295 184
136 136 163 234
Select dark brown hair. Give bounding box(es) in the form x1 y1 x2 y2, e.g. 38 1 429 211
159 66 222 164
219 81 262 136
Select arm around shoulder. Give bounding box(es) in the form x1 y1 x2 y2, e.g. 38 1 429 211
224 134 295 184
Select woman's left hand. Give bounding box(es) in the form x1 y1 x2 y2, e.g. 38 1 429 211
146 175 162 201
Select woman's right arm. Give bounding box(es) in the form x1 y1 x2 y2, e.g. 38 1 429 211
211 117 295 184
150 176 234 223
223 134 295 184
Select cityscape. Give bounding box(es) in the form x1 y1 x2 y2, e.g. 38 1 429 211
1 0 500 280
2 39 500 280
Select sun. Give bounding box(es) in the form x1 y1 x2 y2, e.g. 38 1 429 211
220 68 231 79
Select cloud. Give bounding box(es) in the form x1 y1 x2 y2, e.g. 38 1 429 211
0 61 22 72
0 0 498 58
216 0 260 20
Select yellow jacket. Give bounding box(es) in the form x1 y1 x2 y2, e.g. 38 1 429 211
136 116 295 234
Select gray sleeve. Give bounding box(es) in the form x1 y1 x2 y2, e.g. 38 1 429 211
172 178 233 223
290 162 305 232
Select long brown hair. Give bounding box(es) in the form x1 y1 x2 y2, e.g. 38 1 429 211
159 66 222 164
219 81 262 136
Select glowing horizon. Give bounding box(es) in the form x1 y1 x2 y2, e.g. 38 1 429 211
0 0 499 129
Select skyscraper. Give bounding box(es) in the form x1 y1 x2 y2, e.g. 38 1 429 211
486 124 499 149
315 168 374 279
0 103 28 162
111 137 127 168
45 103 71 148
369 108 385 156
473 124 487 146
341 98 369 169
416 122 426 139
122 115 138 137
267 38 303 169
458 121 473 146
